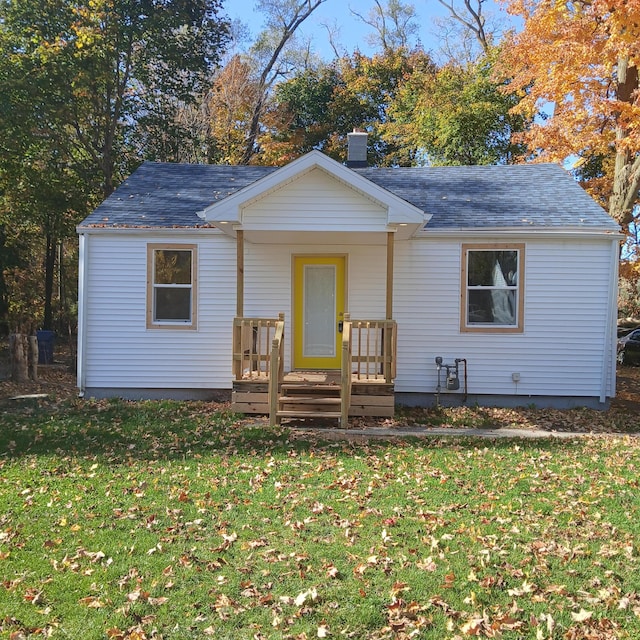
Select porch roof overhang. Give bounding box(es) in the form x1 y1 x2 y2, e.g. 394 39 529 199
198 151 427 242
228 229 397 245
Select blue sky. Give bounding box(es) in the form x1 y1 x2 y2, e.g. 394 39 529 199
224 0 505 61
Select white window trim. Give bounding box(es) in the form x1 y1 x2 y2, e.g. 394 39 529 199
146 243 198 330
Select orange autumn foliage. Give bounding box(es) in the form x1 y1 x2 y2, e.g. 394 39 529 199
208 56 261 165
498 0 640 225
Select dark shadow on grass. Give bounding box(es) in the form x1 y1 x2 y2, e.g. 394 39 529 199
0 397 585 462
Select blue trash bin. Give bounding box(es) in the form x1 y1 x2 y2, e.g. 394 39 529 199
36 330 55 364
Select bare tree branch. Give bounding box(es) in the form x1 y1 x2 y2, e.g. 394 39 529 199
436 0 489 54
318 18 343 59
350 0 418 52
240 0 326 164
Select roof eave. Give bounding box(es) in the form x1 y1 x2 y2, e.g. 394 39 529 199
416 226 623 239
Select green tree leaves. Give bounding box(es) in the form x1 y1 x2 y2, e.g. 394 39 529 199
0 0 230 330
387 55 528 166
260 48 526 168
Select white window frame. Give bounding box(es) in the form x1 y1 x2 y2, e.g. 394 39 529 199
146 243 198 330
461 243 524 334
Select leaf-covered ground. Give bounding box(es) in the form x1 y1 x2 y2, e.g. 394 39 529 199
1 394 640 639
1 342 640 435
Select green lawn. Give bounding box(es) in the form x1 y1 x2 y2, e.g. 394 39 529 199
1 399 639 639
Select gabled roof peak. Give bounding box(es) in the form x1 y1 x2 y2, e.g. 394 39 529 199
201 150 427 238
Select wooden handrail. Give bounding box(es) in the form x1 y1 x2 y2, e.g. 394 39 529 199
341 315 352 428
349 319 396 383
232 315 284 381
268 317 285 427
233 315 394 425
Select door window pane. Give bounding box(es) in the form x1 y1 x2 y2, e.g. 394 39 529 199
304 265 336 357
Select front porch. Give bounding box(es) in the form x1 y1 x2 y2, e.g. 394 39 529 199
211 154 416 427
231 316 396 427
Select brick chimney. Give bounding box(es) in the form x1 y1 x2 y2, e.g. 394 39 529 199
346 129 368 168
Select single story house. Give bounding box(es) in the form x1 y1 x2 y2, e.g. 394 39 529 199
76 133 622 423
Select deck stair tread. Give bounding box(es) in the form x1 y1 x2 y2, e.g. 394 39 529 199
278 378 344 421
281 384 340 391
279 396 342 404
276 411 343 419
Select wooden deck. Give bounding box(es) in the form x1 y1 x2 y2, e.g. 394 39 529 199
232 316 396 425
233 371 394 419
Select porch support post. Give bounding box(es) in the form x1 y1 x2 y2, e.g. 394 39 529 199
386 231 394 319
236 229 244 317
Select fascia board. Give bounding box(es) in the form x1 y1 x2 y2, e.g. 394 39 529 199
414 227 625 240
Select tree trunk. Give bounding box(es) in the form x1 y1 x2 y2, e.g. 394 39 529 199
0 225 9 333
9 333 29 383
238 0 326 165
43 233 56 331
102 149 115 198
609 154 640 227
240 93 265 165
28 335 38 382
608 58 640 227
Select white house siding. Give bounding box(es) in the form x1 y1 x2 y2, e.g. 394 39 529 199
241 168 388 232
81 231 236 392
394 234 616 401
244 242 387 372
81 228 615 404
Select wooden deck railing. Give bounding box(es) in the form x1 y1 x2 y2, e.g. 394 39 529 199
341 316 353 427
233 314 395 426
232 314 285 381
350 319 397 383
268 318 285 426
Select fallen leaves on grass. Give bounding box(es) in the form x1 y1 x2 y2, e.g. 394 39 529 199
1 395 640 639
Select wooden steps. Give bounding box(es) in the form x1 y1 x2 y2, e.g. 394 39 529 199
278 396 342 405
277 382 343 423
277 411 343 419
232 371 395 422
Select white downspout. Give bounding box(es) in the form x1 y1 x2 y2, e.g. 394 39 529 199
600 238 619 404
77 232 88 396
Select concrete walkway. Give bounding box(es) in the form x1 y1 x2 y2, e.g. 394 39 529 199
289 425 639 440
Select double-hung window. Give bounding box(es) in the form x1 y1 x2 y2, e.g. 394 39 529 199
461 244 524 333
147 244 197 329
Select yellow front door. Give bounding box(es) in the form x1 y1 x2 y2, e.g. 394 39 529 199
293 256 346 369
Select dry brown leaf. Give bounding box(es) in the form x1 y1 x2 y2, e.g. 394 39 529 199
571 608 593 622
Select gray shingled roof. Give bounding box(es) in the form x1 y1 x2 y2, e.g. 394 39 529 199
356 163 618 229
80 162 276 228
79 160 619 231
